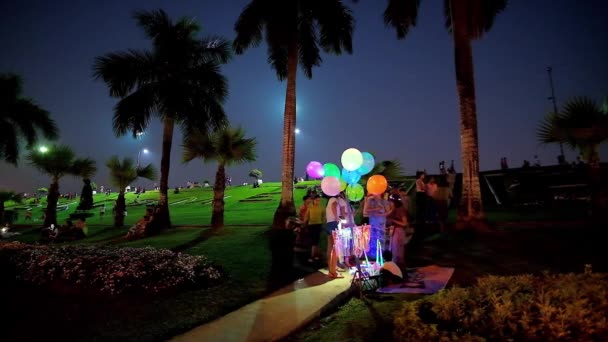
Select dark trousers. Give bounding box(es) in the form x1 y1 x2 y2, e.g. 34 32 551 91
415 192 427 224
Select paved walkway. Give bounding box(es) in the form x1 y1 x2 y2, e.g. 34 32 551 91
171 270 352 342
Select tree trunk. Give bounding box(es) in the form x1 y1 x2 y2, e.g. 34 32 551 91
451 0 486 230
155 116 174 229
272 41 298 228
114 192 126 227
211 163 226 228
44 179 60 228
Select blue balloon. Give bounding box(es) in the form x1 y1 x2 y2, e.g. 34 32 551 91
357 152 375 175
341 168 361 185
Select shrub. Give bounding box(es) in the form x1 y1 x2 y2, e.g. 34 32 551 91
1 242 225 296
394 271 608 341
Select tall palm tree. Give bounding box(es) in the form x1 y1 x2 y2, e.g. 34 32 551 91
234 0 355 228
0 73 58 165
93 9 231 230
106 156 157 227
0 190 22 224
183 126 257 228
27 144 96 227
384 0 507 226
537 96 608 221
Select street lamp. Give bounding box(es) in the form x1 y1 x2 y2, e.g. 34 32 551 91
295 128 300 134
136 148 149 168
38 146 49 153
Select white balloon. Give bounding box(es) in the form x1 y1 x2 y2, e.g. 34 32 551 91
341 148 363 171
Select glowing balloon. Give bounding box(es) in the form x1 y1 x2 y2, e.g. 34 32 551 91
341 148 363 171
321 176 341 197
366 175 388 195
346 183 365 202
341 168 361 185
357 152 375 175
339 178 348 192
306 161 324 179
323 163 341 178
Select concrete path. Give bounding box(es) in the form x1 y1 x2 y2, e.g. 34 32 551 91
171 270 352 342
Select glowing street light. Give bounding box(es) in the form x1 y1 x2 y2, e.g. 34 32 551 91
295 128 301 134
137 148 149 168
38 146 49 153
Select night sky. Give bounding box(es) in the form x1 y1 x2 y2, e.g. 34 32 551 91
1 0 607 193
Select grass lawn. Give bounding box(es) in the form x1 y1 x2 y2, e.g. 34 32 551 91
2 180 599 341
2 182 321 341
287 224 607 341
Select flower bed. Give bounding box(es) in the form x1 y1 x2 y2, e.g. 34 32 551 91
1 242 225 296
394 271 608 341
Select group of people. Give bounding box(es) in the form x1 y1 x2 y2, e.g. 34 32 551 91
42 218 88 241
298 186 414 281
415 170 455 232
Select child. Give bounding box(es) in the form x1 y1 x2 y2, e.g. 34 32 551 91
380 250 404 287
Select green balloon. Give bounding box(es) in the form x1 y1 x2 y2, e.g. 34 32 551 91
346 183 365 202
323 163 340 178
339 178 347 191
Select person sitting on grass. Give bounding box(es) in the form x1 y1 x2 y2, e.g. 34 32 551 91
380 250 404 287
73 218 88 239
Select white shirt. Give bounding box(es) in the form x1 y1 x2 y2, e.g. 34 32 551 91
326 197 346 222
382 261 403 279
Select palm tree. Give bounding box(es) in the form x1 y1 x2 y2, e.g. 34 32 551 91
249 168 263 187
27 144 96 227
0 190 22 224
106 156 157 227
93 9 231 230
0 73 58 165
362 159 406 182
384 0 507 226
183 127 257 228
234 0 355 228
537 96 608 222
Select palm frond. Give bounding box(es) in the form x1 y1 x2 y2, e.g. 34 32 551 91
112 85 156 137
384 0 420 39
11 99 59 144
0 120 19 165
536 112 565 144
182 131 216 163
1 74 58 165
233 0 266 54
92 49 157 98
297 7 322 79
27 144 75 179
137 163 157 181
71 158 97 179
444 0 507 39
198 36 232 64
133 9 173 42
313 0 355 54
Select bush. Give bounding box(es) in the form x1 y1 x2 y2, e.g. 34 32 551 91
394 271 608 341
1 242 225 296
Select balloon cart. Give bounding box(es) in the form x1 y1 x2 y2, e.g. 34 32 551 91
307 147 390 297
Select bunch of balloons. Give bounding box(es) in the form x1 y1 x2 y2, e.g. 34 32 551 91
306 148 388 202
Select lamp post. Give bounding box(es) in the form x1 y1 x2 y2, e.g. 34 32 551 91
136 148 149 169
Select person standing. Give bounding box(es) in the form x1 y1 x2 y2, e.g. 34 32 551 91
387 194 409 270
304 194 324 263
433 175 453 233
324 192 346 278
415 171 427 224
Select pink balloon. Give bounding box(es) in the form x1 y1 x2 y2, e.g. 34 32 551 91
321 176 341 196
306 161 324 179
